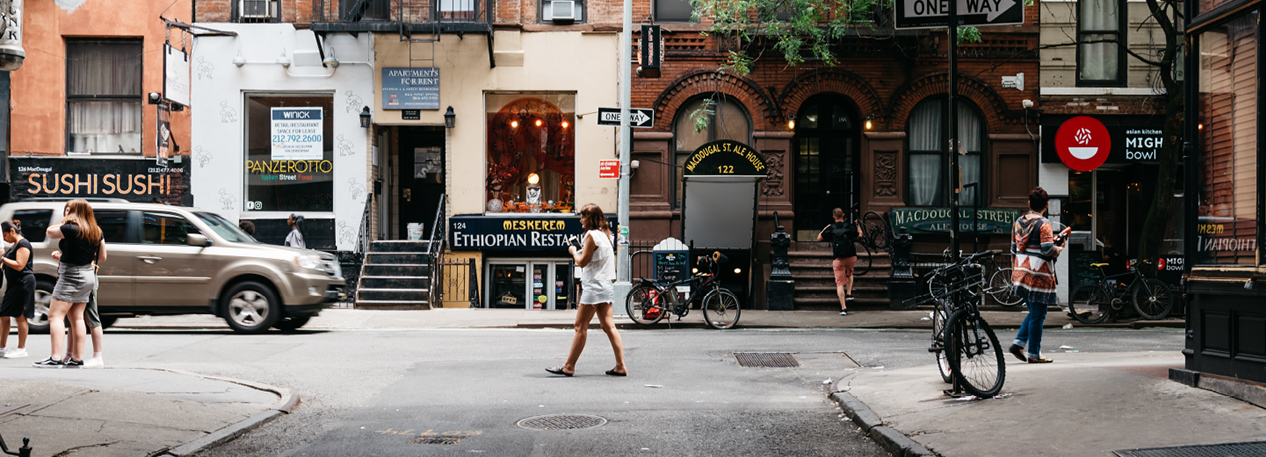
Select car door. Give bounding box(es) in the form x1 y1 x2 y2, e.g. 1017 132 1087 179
133 210 215 309
91 209 135 307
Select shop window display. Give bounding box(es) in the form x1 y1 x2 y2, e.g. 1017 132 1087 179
485 94 576 214
1196 12 1258 265
243 95 335 212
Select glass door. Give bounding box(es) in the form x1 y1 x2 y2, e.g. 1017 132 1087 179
486 260 573 309
489 264 527 308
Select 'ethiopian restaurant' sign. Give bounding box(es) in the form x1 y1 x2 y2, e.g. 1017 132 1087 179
10 157 192 205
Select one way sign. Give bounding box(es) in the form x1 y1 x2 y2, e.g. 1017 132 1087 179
597 107 655 128
894 0 1024 29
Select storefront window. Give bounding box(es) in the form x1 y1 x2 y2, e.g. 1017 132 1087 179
1196 12 1259 265
244 95 334 212
485 93 575 214
907 99 985 207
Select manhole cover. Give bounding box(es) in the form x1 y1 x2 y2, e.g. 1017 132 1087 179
517 414 607 430
413 436 464 445
1115 441 1266 457
734 352 800 367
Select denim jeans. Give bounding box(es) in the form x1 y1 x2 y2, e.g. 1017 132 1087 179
1013 294 1048 358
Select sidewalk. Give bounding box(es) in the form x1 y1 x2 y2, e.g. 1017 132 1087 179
831 351 1266 456
109 307 1185 331
0 366 295 457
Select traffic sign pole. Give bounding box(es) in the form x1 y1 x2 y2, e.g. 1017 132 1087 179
948 0 960 260
614 0 633 315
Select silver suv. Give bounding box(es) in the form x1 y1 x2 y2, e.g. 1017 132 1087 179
0 200 345 333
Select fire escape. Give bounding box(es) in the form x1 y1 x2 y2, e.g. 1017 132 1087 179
310 0 496 69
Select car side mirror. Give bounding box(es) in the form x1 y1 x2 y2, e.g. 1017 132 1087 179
186 233 211 247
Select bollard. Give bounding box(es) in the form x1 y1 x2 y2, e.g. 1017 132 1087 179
767 212 795 310
0 433 32 457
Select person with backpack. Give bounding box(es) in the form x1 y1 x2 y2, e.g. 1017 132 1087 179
1009 187 1072 364
818 208 862 315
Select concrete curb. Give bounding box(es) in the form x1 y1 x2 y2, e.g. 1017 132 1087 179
830 381 936 457
134 368 300 456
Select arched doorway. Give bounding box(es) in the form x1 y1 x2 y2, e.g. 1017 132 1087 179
793 95 861 241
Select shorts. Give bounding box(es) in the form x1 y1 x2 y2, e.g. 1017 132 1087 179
832 257 857 286
52 263 95 303
86 275 101 328
579 279 614 305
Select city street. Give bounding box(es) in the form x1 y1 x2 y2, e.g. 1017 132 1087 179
2 316 1189 456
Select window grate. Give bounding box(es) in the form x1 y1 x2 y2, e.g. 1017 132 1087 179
1115 441 1266 457
734 352 800 368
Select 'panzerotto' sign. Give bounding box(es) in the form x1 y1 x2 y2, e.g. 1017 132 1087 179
683 140 766 176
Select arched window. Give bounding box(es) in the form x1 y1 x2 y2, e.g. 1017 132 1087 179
906 98 986 207
672 96 751 208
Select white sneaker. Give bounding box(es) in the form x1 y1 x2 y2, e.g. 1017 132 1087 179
0 348 6 357
4 348 27 359
83 357 104 369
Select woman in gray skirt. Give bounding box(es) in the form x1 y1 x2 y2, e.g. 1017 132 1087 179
34 199 106 368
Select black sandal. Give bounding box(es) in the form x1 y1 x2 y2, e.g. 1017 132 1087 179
1027 357 1053 364
545 367 574 377
1009 344 1026 362
605 369 627 377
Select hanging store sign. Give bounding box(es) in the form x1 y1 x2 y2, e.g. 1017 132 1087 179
270 107 323 161
163 43 191 107
382 67 440 110
682 140 766 176
450 215 619 251
9 157 191 205
891 207 1022 234
156 104 171 167
0 0 25 71
1041 118 1165 168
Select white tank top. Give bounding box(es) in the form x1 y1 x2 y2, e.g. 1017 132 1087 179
580 230 615 283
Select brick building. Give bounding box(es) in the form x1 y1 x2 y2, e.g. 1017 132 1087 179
626 3 1042 308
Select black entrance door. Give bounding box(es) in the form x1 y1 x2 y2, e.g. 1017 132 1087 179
397 127 445 239
793 97 860 241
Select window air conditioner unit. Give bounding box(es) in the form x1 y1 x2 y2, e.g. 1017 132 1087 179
549 1 576 22
240 0 274 18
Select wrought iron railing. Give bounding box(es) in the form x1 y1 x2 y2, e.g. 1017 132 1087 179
425 193 447 307
334 196 374 309
438 258 480 308
311 0 489 24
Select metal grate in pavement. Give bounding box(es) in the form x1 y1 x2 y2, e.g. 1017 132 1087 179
413 437 464 445
1115 441 1266 457
517 414 607 431
734 352 800 368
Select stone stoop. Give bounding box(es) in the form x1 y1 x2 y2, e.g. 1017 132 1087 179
788 241 892 310
356 240 433 309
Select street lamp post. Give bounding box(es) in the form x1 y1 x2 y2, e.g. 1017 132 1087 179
613 0 634 313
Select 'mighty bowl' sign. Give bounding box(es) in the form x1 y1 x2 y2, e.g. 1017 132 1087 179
1054 116 1112 172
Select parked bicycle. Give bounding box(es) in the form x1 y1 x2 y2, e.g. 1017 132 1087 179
926 249 1021 308
909 251 1007 398
1069 260 1175 324
626 251 741 329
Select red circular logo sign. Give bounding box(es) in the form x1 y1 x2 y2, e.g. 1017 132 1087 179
1055 116 1111 171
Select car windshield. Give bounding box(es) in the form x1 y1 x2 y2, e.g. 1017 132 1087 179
195 212 257 243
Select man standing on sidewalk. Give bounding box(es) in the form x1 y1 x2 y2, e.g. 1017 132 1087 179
818 208 860 316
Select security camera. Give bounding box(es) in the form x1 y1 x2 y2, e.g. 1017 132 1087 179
1021 99 1034 109
148 92 162 105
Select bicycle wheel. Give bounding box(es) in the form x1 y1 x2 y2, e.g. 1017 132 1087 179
863 211 891 251
943 310 1006 398
1069 283 1110 324
927 272 950 301
1132 279 1174 320
852 241 873 276
702 288 741 329
932 301 952 383
626 284 666 325
987 268 1023 307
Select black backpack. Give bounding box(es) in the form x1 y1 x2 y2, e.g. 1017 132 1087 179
829 222 856 258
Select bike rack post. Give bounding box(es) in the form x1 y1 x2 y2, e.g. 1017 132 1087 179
0 432 32 457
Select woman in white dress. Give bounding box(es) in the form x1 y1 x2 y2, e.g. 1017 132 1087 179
547 204 627 377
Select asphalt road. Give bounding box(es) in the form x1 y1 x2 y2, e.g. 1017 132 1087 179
97 325 1183 456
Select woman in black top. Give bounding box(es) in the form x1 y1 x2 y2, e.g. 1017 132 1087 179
34 199 107 368
0 220 30 359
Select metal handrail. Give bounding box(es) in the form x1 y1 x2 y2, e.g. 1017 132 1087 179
425 193 447 307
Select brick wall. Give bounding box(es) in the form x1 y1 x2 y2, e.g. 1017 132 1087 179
197 0 231 22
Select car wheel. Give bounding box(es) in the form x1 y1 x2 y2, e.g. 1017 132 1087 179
275 315 312 332
28 279 55 334
222 281 281 333
99 316 119 329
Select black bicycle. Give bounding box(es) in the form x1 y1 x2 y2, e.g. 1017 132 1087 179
1069 260 1175 323
909 251 1007 398
626 252 742 330
846 207 892 276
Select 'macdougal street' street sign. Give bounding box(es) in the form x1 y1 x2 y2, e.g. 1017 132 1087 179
894 0 1024 29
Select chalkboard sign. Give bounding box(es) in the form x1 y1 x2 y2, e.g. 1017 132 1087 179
654 250 690 283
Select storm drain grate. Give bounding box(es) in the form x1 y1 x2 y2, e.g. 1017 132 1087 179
1115 441 1266 457
413 437 464 445
734 352 800 368
517 414 607 431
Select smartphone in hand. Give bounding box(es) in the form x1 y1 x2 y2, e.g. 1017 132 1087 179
567 235 582 250
1055 227 1073 246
